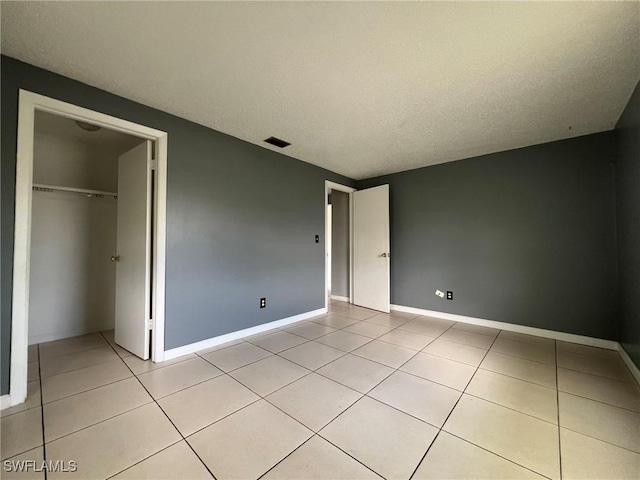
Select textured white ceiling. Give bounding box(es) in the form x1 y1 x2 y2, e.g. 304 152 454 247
2 2 639 179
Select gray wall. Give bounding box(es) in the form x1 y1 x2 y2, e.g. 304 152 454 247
358 132 619 340
1 55 355 394
615 80 640 368
331 190 350 297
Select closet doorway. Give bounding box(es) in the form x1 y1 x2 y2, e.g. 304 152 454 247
7 90 168 408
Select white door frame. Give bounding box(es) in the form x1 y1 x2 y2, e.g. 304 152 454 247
4 90 168 408
325 181 356 309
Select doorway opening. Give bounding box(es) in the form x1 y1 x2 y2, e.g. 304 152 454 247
325 181 355 309
6 90 168 408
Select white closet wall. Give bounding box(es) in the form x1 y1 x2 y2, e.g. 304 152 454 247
28 131 120 344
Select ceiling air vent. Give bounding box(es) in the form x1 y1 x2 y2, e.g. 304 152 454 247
264 136 291 148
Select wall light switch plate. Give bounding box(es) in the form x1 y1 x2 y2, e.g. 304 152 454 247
435 290 445 298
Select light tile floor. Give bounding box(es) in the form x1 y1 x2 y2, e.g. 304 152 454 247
2 301 639 479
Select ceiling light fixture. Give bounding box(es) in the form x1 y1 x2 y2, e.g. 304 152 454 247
75 120 102 132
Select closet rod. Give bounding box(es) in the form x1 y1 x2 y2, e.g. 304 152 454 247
32 183 118 199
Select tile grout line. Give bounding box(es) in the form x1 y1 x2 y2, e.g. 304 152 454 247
99 332 219 480
37 344 48 480
408 325 501 480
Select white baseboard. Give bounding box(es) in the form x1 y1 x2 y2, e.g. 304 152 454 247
163 307 327 361
330 295 349 302
391 304 620 351
617 344 640 385
1 394 12 410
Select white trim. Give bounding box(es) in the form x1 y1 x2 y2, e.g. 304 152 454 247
330 295 350 302
1 394 12 410
617 344 640 385
325 181 356 310
7 90 168 409
391 304 620 351
163 308 327 360
29 326 113 346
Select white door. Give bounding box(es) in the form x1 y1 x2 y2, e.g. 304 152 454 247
114 141 152 359
353 185 390 312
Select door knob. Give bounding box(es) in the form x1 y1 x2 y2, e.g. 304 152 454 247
110 255 120 262
381 253 390 258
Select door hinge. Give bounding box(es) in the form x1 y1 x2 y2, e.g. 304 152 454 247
147 318 154 330
150 158 157 170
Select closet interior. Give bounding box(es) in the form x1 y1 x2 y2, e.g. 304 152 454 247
28 111 144 345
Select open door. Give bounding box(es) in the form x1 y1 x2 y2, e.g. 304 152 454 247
114 141 152 359
353 184 390 312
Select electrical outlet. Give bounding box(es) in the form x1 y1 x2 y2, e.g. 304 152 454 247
315 235 320 243
446 291 453 300
260 298 266 308
435 290 445 298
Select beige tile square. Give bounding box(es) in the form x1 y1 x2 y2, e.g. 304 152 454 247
480 350 557 389
352 340 417 368
248 330 308 353
414 431 545 479
46 403 180 480
416 316 456 328
557 350 635 383
377 329 435 351
41 359 132 403
466 369 558 423
343 322 394 339
439 328 495 349
285 322 336 340
491 337 556 365
159 375 259 436
556 341 620 360
364 314 410 328
43 377 152 442
267 373 361 431
443 395 560 479
195 338 244 355
123 353 197 375
315 330 372 352
40 346 119 378
369 371 460 427
1 446 45 480
452 322 500 337
312 314 360 329
278 341 345 370
112 441 212 479
560 428 640 480
337 308 379 320
0 408 43 461
320 396 438 479
229 355 309 396
138 357 222 399
387 310 420 320
187 400 312 480
2 381 41 418
39 333 107 360
317 354 394 393
27 362 39 382
201 342 271 372
558 367 640 412
263 435 382 480
400 319 450 337
424 338 488 366
401 352 476 391
559 392 640 453
498 331 555 348
28 344 38 363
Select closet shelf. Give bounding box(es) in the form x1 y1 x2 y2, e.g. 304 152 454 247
32 183 118 198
